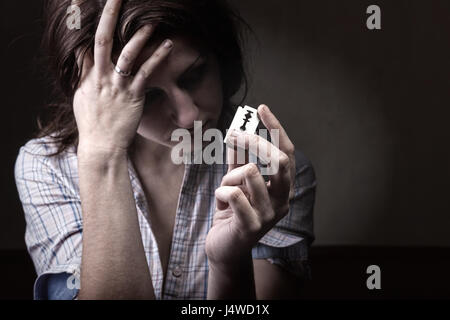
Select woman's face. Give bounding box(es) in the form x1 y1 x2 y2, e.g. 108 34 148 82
132 35 224 148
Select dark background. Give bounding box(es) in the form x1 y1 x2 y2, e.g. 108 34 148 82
1 0 450 299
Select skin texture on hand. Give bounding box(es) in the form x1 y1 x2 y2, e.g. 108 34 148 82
76 0 173 299
206 105 298 299
73 0 173 155
206 105 295 264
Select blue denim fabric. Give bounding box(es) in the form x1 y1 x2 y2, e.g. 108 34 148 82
35 272 79 300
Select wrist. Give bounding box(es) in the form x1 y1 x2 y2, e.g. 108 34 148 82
77 143 128 168
77 132 131 154
208 250 253 275
207 252 256 299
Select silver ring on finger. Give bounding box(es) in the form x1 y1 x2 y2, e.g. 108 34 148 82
114 64 131 77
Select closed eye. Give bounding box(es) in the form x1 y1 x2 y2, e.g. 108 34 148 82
143 54 207 106
144 87 164 105
178 62 207 91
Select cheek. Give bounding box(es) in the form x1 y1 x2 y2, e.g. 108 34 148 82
196 71 224 118
136 107 171 141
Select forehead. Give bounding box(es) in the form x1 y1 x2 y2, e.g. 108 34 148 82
133 35 203 80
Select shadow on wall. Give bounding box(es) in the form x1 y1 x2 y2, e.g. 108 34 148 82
2 0 450 250
233 0 450 246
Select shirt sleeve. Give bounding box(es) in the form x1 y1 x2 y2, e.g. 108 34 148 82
252 149 316 280
14 140 82 300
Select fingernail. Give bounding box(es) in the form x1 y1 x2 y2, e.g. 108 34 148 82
164 40 172 48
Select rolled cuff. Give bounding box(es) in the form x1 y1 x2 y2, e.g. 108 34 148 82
34 263 80 300
252 237 311 281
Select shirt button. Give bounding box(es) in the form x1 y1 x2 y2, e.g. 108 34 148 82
172 264 182 278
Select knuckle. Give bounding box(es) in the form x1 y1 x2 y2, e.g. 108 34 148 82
137 69 149 80
153 51 162 59
120 51 133 64
249 219 263 233
215 187 227 201
124 89 136 101
95 35 111 48
285 143 295 155
110 86 120 97
105 5 116 16
220 175 230 187
94 81 103 91
244 163 260 178
140 25 153 35
229 188 243 202
279 153 290 168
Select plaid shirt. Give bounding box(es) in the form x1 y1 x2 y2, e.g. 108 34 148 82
14 136 316 300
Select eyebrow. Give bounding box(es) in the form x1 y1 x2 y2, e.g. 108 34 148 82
179 53 205 78
145 53 206 93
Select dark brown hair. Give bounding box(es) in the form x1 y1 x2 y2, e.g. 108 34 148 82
37 0 251 156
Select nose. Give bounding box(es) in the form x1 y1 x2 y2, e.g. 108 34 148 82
168 88 200 129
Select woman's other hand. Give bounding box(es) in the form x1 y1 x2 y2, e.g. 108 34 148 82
206 104 296 267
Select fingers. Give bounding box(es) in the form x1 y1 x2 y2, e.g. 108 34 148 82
94 0 122 74
228 130 280 168
113 25 155 85
228 131 291 205
215 186 260 232
130 39 173 95
257 104 296 199
221 163 269 211
257 104 295 156
226 144 249 173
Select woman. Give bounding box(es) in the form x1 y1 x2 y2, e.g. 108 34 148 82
15 0 316 299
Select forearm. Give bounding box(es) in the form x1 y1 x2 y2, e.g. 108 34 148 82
207 252 256 299
77 148 154 299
